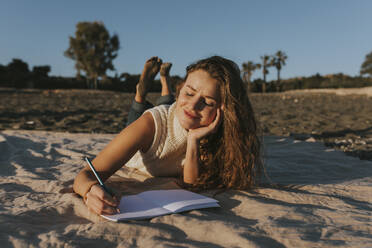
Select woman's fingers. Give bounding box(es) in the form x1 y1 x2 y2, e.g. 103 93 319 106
188 107 224 140
86 193 119 215
90 184 118 207
86 185 120 215
210 108 223 133
109 187 121 205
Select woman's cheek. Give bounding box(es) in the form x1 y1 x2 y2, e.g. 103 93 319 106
205 109 217 125
177 96 187 106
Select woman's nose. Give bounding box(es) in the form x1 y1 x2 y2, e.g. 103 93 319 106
189 96 203 111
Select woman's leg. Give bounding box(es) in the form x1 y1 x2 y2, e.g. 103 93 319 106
156 62 175 106
126 98 154 127
125 57 162 126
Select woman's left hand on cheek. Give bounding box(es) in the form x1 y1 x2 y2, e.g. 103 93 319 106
188 108 223 141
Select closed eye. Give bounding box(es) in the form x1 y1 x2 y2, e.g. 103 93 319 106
204 101 214 107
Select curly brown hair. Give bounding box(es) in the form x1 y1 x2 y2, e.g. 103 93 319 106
178 56 263 190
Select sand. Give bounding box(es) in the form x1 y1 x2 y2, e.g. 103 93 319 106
1 87 372 161
1 130 372 247
1 87 372 247
285 86 372 97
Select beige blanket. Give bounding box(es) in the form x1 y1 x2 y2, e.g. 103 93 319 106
1 130 371 247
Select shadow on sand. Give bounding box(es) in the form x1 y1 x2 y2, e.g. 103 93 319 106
1 132 372 246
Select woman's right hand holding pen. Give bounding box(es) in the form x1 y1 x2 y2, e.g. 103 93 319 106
85 184 120 215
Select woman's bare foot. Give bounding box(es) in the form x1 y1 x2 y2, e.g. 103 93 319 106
160 62 172 77
160 63 172 96
136 57 162 102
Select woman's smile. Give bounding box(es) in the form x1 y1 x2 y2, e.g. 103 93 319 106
183 109 200 119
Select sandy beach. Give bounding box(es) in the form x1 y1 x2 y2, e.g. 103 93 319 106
1 87 372 161
1 130 372 247
1 88 372 247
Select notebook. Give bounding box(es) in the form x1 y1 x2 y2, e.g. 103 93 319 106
101 189 220 221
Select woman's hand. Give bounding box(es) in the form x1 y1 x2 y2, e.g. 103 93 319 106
85 184 120 215
188 107 223 141
183 108 223 184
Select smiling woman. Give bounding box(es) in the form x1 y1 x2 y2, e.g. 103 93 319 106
73 55 263 216
176 70 221 130
180 56 262 189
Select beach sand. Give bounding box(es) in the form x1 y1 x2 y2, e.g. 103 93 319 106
0 130 371 247
1 87 372 161
1 87 372 247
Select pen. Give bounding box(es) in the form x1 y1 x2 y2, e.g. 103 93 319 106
84 157 114 197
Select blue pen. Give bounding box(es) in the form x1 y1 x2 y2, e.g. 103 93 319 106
84 157 114 196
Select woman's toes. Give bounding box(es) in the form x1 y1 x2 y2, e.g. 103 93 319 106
160 62 172 76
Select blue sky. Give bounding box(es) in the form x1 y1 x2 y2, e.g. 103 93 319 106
1 0 372 81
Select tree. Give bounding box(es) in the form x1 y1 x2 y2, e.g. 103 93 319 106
272 50 288 82
7 59 30 88
0 64 6 87
242 61 261 92
260 55 272 93
272 50 288 91
360 51 372 77
7 58 29 74
32 65 51 78
64 21 120 89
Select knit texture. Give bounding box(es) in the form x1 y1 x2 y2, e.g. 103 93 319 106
125 103 188 177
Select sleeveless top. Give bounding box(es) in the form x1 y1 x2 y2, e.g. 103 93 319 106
125 102 188 177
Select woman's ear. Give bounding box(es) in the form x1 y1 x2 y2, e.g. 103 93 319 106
221 104 225 112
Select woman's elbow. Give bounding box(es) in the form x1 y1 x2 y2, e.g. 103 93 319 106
183 175 197 185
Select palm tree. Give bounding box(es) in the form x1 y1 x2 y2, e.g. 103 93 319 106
242 61 261 92
273 51 288 82
271 51 288 92
260 55 272 93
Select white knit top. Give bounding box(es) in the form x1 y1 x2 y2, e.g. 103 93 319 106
125 102 188 177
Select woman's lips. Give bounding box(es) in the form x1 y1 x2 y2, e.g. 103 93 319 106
184 109 199 119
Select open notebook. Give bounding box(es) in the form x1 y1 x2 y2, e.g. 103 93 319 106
101 189 220 222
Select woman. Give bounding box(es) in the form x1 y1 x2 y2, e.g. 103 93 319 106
73 56 262 215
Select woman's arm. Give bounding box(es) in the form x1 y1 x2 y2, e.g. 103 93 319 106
183 137 200 184
73 112 155 202
183 108 222 184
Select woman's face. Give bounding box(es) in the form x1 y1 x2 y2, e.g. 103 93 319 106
176 70 221 130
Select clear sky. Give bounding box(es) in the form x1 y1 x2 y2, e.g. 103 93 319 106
1 0 372 81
